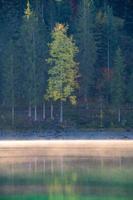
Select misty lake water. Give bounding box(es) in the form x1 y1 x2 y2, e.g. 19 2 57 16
0 141 133 200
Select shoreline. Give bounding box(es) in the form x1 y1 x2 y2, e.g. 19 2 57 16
0 129 133 140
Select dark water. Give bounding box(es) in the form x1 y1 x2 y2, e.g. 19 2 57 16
0 144 133 200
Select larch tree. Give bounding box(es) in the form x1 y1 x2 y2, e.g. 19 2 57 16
45 23 79 123
111 48 125 123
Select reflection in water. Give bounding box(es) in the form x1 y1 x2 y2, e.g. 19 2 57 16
0 142 133 200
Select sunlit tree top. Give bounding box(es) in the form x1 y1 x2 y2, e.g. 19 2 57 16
24 0 32 19
54 23 65 32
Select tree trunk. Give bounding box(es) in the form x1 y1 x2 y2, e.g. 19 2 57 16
42 1 44 22
60 100 63 123
28 104 32 118
34 105 37 121
84 93 88 110
11 105 15 127
100 107 103 128
43 102 46 120
50 102 54 120
118 108 121 123
99 97 104 128
107 39 110 80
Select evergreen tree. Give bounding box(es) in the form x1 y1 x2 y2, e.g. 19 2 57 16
20 0 37 120
127 72 133 104
111 48 125 123
45 24 79 123
105 5 120 80
76 0 97 108
0 0 20 105
35 17 48 120
3 39 16 126
95 6 123 104
20 0 47 121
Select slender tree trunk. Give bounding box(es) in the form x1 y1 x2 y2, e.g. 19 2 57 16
42 0 44 22
100 98 103 128
50 102 54 120
84 93 88 110
28 103 32 118
43 102 46 120
60 100 63 123
11 105 15 127
107 39 110 80
100 107 103 128
107 39 110 104
118 108 121 123
34 105 37 121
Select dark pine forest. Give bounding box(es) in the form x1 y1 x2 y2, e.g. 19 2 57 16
0 0 133 130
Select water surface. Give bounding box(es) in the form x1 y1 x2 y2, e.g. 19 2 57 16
0 141 133 200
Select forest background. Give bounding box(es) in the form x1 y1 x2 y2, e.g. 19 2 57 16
0 0 132 130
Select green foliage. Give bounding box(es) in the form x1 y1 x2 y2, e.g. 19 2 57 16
45 24 79 104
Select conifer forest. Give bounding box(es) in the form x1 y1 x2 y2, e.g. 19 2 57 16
0 0 133 130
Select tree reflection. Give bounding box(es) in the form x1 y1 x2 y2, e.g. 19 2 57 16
48 172 79 200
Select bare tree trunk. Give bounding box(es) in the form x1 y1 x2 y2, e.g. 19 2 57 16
11 105 15 127
99 97 103 128
100 107 103 128
107 39 110 80
50 102 54 120
28 103 32 118
41 0 44 22
43 102 46 120
34 105 37 121
118 108 121 123
60 100 63 123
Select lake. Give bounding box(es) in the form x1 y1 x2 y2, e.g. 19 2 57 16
0 140 133 200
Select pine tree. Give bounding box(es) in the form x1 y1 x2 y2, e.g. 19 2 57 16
95 5 123 104
3 39 16 126
76 0 97 108
0 0 20 105
35 17 48 121
127 71 133 104
45 24 79 123
20 0 40 121
29 0 49 120
111 48 125 123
